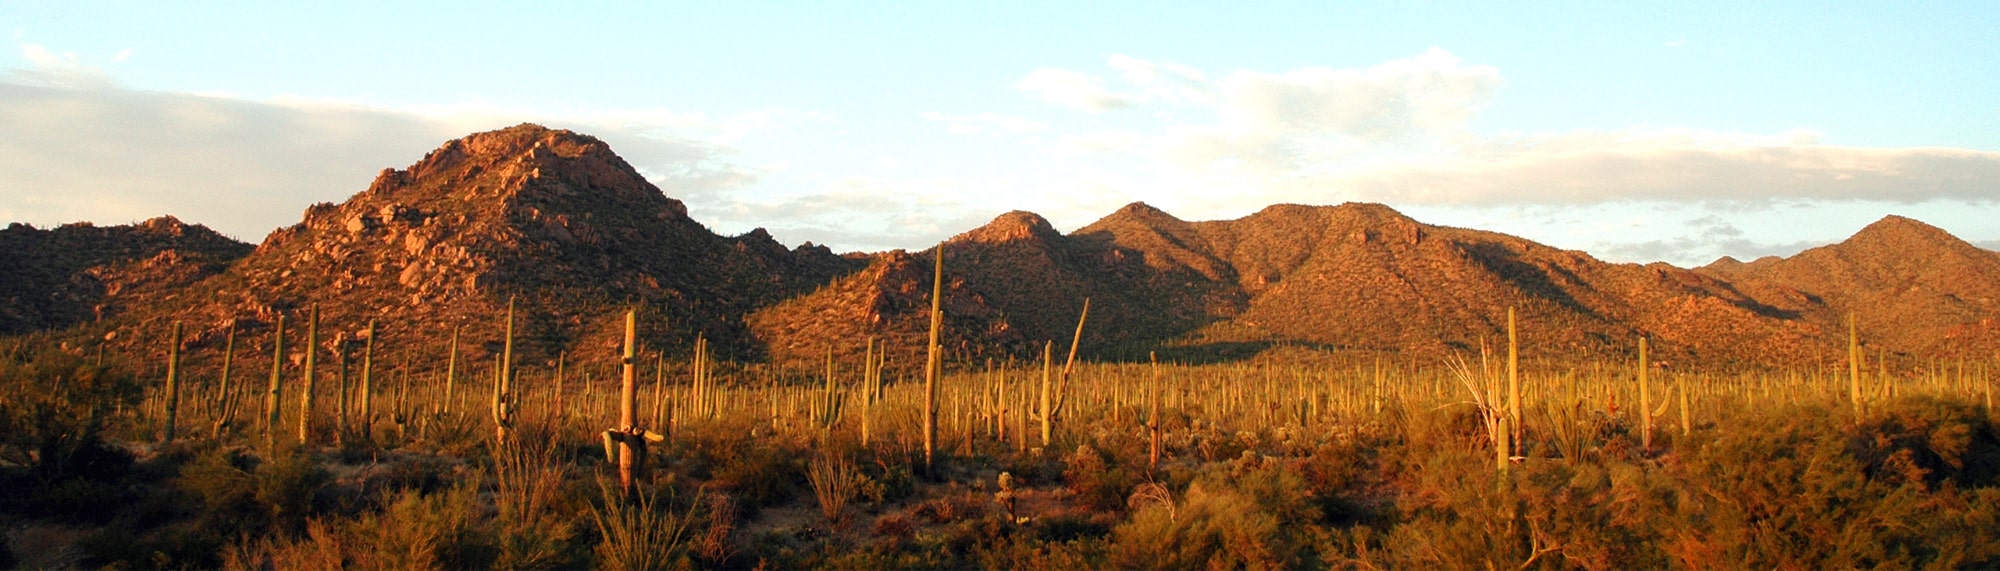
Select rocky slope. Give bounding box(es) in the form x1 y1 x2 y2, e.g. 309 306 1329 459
0 217 251 335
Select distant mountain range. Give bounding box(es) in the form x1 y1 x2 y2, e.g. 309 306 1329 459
7 124 1995 373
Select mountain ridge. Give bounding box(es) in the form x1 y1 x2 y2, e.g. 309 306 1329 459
8 124 1996 372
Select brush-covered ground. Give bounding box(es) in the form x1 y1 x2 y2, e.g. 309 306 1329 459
3 346 2000 570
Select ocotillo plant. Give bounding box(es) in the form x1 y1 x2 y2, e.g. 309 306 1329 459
162 321 182 444
264 312 284 452
298 305 319 446
211 320 239 440
923 244 943 469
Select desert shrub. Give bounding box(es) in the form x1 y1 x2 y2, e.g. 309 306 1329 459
342 485 497 570
590 479 700 571
0 349 141 483
1063 444 1136 512
179 447 261 529
1109 479 1296 570
1849 396 2000 489
1656 402 2000 568
254 449 331 533
708 440 805 511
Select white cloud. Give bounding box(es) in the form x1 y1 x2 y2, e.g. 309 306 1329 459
1016 67 1134 111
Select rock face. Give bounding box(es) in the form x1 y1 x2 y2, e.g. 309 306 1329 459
0 217 251 335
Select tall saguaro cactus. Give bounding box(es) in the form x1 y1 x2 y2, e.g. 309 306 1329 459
162 321 183 444
360 320 376 429
615 309 646 498
1639 336 1652 452
1849 312 1864 419
923 245 944 469
265 312 285 452
1506 307 1519 456
299 305 319 446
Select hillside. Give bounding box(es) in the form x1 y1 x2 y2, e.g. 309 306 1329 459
1698 215 2000 360
0 217 252 335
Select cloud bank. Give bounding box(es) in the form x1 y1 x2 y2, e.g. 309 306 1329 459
1016 49 2000 218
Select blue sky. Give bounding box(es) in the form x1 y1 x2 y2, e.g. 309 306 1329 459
3 1 1997 266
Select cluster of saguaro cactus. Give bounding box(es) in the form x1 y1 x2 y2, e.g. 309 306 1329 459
1033 298 1089 448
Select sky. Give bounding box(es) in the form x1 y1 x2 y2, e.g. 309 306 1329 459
3 1 1998 267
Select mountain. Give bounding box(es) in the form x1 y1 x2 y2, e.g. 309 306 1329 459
1698 215 2000 359
69 124 860 373
746 209 1218 370
0 216 252 335
11 125 1997 372
1074 202 1832 364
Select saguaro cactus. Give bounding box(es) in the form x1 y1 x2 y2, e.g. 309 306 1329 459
298 305 319 446
1507 307 1520 456
211 319 239 440
162 321 183 444
602 309 663 502
1036 298 1090 448
1849 312 1864 418
923 245 943 468
360 320 376 428
494 297 517 445
265 312 285 451
1639 336 1652 452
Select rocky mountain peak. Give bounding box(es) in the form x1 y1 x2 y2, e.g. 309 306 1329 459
951 210 1059 245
